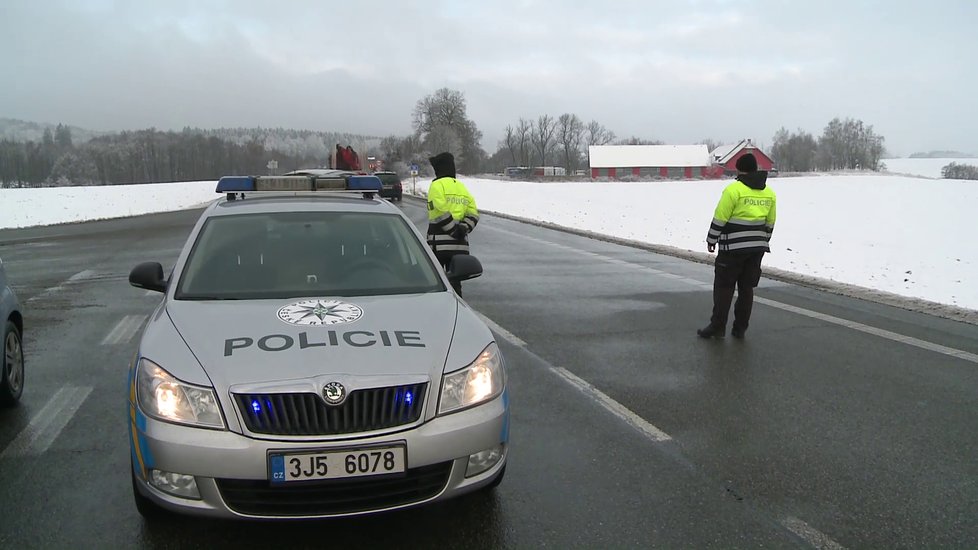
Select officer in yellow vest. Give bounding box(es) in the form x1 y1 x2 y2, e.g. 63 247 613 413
698 153 777 339
427 152 479 296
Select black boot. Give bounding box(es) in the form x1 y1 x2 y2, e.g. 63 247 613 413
730 326 745 339
697 324 725 339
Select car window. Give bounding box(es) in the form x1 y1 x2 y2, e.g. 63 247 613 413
176 211 444 299
376 174 401 185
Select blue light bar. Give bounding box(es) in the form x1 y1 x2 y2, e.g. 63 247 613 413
347 175 383 191
215 174 383 195
216 176 256 193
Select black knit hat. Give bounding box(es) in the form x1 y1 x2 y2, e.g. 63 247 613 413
429 152 456 179
735 153 758 173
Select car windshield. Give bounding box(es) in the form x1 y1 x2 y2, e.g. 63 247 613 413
375 173 400 186
175 211 444 300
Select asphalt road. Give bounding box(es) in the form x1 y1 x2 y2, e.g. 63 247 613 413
0 200 976 549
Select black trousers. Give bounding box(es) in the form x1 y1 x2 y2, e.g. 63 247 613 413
436 251 464 296
710 251 765 331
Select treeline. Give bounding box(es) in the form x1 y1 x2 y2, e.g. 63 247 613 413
0 125 374 187
942 162 978 180
379 88 654 176
771 118 886 172
911 150 976 159
493 115 615 172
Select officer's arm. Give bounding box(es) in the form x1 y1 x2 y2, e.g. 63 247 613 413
428 182 458 233
707 186 736 245
765 195 777 240
462 188 480 232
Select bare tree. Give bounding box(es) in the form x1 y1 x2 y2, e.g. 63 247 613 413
516 118 532 166
699 138 721 154
503 125 518 166
411 88 485 173
585 120 616 147
615 136 664 145
556 113 584 171
583 120 616 165
412 88 467 135
531 115 557 166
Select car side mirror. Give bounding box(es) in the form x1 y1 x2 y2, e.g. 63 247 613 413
129 262 167 293
447 254 483 282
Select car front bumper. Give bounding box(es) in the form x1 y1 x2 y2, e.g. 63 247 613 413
130 391 509 519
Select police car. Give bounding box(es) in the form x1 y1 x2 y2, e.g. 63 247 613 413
127 171 508 519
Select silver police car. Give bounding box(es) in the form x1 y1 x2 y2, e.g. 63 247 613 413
127 173 508 519
1 256 25 406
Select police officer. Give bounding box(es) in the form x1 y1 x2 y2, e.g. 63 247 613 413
698 153 777 339
426 152 479 296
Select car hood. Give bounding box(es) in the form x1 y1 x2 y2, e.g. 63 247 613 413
165 293 459 393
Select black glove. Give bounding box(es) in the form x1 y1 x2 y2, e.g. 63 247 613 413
451 224 469 240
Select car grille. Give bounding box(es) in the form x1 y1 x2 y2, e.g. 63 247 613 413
233 383 428 436
216 462 452 517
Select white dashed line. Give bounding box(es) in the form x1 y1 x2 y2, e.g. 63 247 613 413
476 312 672 443
781 516 847 550
550 365 672 442
1 386 94 458
490 226 978 365
101 315 146 346
24 269 97 304
67 269 96 282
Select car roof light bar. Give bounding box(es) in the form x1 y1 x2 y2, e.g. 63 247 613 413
215 174 383 200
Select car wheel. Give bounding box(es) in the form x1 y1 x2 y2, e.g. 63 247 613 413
0 320 24 407
132 464 169 520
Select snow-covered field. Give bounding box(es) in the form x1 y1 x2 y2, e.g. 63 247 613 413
883 157 977 179
1 174 976 312
0 181 216 228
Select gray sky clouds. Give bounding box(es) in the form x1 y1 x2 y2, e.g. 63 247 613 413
2 0 975 155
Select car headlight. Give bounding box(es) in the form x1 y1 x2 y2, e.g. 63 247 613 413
136 358 225 429
439 343 506 415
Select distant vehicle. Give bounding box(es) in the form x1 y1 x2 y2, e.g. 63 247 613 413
372 171 403 201
126 173 507 520
0 256 24 406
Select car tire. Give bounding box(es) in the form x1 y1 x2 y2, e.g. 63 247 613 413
132 465 169 520
0 320 24 407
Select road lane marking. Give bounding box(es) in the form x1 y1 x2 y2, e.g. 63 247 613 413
755 298 978 365
476 312 672 443
781 516 847 550
550 365 672 442
477 312 527 347
101 315 146 346
24 269 97 304
68 269 96 282
1 386 94 458
491 226 978 365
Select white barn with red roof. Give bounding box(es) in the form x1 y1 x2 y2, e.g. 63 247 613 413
589 144 715 179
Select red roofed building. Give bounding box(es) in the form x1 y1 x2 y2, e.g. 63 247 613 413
589 145 713 179
710 139 775 176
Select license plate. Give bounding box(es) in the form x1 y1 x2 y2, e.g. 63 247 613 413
269 446 406 483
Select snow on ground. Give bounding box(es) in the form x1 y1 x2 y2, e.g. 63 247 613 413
1 175 976 312
0 181 216 228
416 175 978 311
883 157 977 179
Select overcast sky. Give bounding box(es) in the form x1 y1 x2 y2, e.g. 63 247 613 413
2 0 975 156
